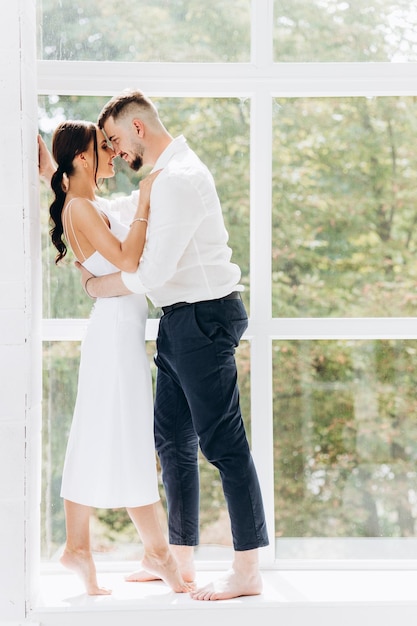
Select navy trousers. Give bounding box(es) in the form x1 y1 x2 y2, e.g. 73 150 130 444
154 296 269 551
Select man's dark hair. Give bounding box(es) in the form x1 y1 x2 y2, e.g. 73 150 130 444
97 89 153 129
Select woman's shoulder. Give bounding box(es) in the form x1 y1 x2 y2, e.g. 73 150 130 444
64 196 100 214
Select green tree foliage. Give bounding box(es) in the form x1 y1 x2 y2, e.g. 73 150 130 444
274 340 417 538
42 342 81 556
272 96 417 318
38 0 250 62
274 0 417 62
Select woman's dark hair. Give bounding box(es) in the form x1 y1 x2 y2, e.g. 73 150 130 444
49 120 99 263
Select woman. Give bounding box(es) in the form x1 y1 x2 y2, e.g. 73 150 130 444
43 121 192 596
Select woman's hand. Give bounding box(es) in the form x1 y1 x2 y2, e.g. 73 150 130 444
38 134 56 184
139 169 162 195
134 169 162 221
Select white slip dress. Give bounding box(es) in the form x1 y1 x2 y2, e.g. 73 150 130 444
60 199 159 508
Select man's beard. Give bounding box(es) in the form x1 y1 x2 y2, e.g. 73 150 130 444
129 152 143 171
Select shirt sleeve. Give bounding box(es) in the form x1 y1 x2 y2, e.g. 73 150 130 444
121 173 207 294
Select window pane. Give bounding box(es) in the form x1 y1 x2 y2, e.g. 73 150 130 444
273 339 417 559
39 95 250 319
272 96 417 318
42 341 81 558
37 0 250 62
274 0 417 62
42 340 250 560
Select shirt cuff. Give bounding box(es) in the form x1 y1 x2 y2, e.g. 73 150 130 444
121 269 147 294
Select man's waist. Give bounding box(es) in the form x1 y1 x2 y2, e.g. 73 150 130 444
161 291 242 315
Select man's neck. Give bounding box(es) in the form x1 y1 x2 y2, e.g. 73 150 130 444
146 132 173 165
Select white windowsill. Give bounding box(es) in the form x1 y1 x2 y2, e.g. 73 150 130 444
29 562 417 626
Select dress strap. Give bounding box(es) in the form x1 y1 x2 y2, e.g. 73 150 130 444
62 198 87 262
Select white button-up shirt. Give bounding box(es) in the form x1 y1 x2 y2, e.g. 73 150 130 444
105 135 243 308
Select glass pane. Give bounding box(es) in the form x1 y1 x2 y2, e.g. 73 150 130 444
37 0 250 62
42 340 250 560
274 0 417 62
273 339 417 559
42 341 82 559
39 94 250 319
272 96 417 318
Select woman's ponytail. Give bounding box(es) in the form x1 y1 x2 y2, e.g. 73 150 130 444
47 120 97 264
49 167 68 263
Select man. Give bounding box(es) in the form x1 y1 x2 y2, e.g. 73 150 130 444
44 89 269 600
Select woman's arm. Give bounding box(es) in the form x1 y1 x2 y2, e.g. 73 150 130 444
70 170 161 272
38 135 56 183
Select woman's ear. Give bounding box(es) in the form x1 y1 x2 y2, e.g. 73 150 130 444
78 153 88 168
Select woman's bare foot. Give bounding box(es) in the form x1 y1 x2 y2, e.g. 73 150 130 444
60 547 112 596
137 550 195 593
190 568 263 601
125 568 160 583
170 545 195 582
126 544 195 585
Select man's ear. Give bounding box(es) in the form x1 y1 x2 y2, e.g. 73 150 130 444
132 119 144 137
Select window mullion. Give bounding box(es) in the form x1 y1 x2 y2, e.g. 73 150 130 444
249 88 275 565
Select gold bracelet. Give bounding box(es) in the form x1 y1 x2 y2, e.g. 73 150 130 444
130 217 148 226
84 276 96 299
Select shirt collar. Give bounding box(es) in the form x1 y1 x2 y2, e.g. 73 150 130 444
152 135 187 171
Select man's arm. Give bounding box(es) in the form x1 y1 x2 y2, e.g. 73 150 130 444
120 175 206 294
76 262 132 298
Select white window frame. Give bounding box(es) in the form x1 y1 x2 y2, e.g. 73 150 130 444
38 1 417 570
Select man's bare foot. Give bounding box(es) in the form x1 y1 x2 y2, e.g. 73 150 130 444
126 544 195 585
60 548 111 596
136 550 195 593
190 568 263 601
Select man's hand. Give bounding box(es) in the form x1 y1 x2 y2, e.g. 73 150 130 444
38 134 56 184
75 261 131 298
75 261 96 299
